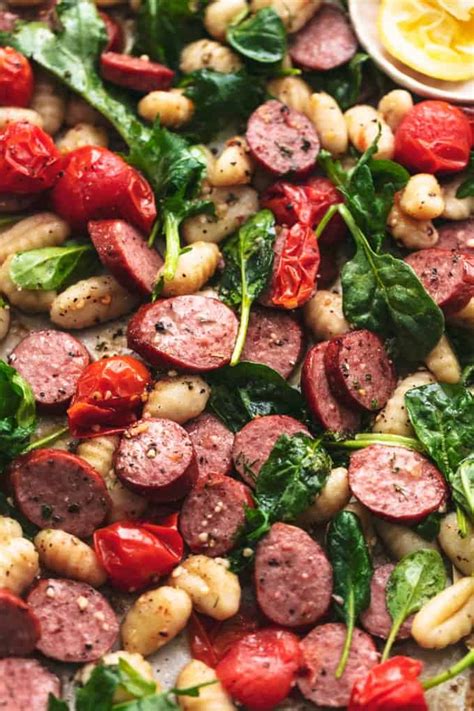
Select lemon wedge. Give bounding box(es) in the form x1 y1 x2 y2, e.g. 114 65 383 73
378 0 474 81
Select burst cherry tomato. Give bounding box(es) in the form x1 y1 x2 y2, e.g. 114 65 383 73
349 656 428 711
0 47 33 107
94 516 183 592
216 628 302 711
67 355 151 438
51 146 157 233
0 121 61 194
395 100 471 174
99 12 124 53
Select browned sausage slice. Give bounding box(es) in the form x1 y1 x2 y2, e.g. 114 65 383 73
255 523 333 627
114 418 197 501
436 219 474 256
89 220 163 296
302 342 361 434
0 590 40 658
290 5 358 71
360 564 413 640
27 579 119 663
100 52 175 92
324 330 397 412
298 623 379 708
185 412 234 483
0 658 61 711
8 330 90 412
349 445 448 523
405 248 474 315
11 449 110 538
232 414 309 487
127 296 239 372
246 100 320 176
179 475 252 557
241 307 305 379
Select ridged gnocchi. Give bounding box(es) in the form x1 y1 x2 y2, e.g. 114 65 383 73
34 530 106 587
170 555 241 620
424 335 461 384
0 536 39 595
31 72 66 135
374 518 440 559
159 242 220 297
183 186 259 244
373 371 435 436
306 92 348 155
298 467 350 526
438 513 474 576
0 255 56 313
176 660 236 710
57 123 109 153
411 577 474 649
303 290 351 341
0 213 70 266
143 376 210 424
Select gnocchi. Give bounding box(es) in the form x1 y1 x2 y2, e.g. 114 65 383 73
138 89 195 128
65 96 103 127
176 660 236 711
0 255 56 313
143 375 210 424
377 89 413 132
170 555 241 620
57 123 109 153
0 536 39 595
374 518 440 560
0 107 43 129
373 371 435 437
399 174 444 221
204 0 248 41
424 335 462 384
387 193 439 250
34 530 107 588
158 242 220 297
208 136 254 188
31 73 66 135
306 92 348 155
303 290 351 341
250 0 322 33
77 435 120 479
438 513 474 576
411 577 474 649
79 651 158 703
183 186 259 244
0 516 23 542
0 213 70 266
441 176 474 220
0 302 10 342
298 467 350 526
180 39 242 74
267 76 312 115
344 105 395 160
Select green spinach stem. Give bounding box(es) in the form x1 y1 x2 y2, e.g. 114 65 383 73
381 615 404 662
422 650 474 690
22 426 69 454
162 211 181 281
231 249 251 365
314 204 338 241
335 589 355 678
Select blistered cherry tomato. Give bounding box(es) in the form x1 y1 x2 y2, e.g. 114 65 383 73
349 656 428 711
395 100 471 174
0 121 61 194
94 516 183 592
216 628 302 710
51 146 157 233
99 12 124 53
461 106 474 147
267 222 320 309
67 355 151 438
0 47 33 107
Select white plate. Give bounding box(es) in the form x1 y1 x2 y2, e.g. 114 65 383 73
348 0 474 104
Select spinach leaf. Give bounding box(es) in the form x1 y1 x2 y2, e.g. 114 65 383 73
48 697 69 711
339 204 445 360
456 150 474 199
207 362 308 432
382 549 446 660
9 242 99 291
446 324 474 369
181 69 266 142
0 360 36 471
327 511 373 677
450 455 474 524
219 210 276 364
227 9 286 64
308 53 370 111
412 512 442 541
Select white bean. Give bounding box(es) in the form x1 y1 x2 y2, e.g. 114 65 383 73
79 651 158 703
377 89 413 132
183 186 258 244
411 577 474 649
303 290 350 341
159 242 220 297
250 0 322 32
204 0 248 41
176 660 236 710
138 89 194 128
0 212 70 266
31 73 66 135
0 537 39 594
387 193 439 250
439 513 474 576
143 376 210 425
298 467 350 526
400 174 444 221
306 92 348 155
0 107 43 129
344 104 395 160
180 39 242 74
0 255 56 313
267 77 312 115
373 371 435 437
442 177 474 220
0 302 10 342
34 530 106 588
375 518 440 559
57 123 109 153
121 586 192 656
424 335 461 384
208 136 254 188
170 556 241 621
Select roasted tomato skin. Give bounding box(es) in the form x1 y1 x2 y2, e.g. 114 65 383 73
0 47 33 107
51 146 157 233
0 121 61 194
99 12 124 53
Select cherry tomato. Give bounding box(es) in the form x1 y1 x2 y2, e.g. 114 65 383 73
51 146 157 233
99 12 124 53
0 47 33 107
395 101 471 174
349 656 428 711
94 516 183 592
304 176 346 247
216 628 302 710
267 222 320 309
461 106 474 147
67 355 151 438
0 121 61 194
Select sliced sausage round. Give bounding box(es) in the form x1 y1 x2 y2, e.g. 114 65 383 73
0 658 61 711
324 330 397 412
349 445 448 523
8 330 90 412
100 52 175 92
436 218 474 256
232 414 309 488
179 474 252 557
405 248 474 315
27 578 119 663
255 523 333 627
11 449 110 538
185 412 234 483
302 342 361 434
89 219 164 296
360 564 413 640
127 295 238 372
0 590 40 658
297 623 379 708
246 100 320 176
114 418 198 501
241 307 305 379
99 12 124 53
290 5 358 71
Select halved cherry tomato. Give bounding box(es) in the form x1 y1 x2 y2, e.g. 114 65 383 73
51 146 157 233
0 121 61 194
216 628 302 711
461 106 474 147
94 516 183 592
0 47 33 107
395 100 471 174
99 12 124 53
67 355 151 438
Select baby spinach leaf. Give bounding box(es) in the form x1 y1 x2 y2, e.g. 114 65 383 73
327 511 373 677
219 210 276 364
0 360 36 472
309 53 370 111
206 362 308 432
339 204 445 360
227 8 286 64
446 324 474 369
456 150 474 199
47 697 69 711
9 242 99 291
382 549 446 661
450 454 474 524
412 512 442 541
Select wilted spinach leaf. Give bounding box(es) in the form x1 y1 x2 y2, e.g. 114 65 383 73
227 8 286 64
10 242 99 291
308 53 370 111
412 512 442 542
0 360 36 472
456 150 474 199
450 454 474 524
